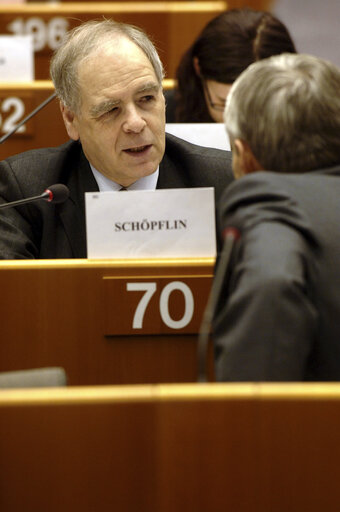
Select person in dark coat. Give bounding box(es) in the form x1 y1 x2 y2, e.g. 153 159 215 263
0 20 233 259
213 53 340 381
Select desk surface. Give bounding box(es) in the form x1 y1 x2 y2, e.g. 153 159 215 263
0 382 340 512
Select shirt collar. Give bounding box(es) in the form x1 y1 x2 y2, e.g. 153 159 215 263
90 164 159 192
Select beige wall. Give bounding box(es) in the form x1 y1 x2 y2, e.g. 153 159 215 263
273 0 340 67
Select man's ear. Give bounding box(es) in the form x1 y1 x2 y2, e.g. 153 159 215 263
60 102 80 141
233 139 262 177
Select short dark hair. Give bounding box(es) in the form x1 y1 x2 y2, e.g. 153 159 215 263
174 8 296 122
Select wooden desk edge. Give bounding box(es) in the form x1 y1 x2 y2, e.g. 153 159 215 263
0 257 215 270
1 383 340 407
0 79 175 90
0 2 228 14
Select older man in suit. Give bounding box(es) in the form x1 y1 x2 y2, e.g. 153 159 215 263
0 20 233 259
213 53 340 381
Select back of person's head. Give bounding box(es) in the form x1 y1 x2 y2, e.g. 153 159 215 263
174 8 296 122
50 19 164 113
225 53 340 173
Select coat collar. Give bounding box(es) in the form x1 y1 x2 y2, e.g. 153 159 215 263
54 145 98 257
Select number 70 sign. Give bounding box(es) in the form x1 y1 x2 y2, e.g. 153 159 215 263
102 276 212 335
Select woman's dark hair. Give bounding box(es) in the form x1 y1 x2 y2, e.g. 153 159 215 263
173 8 297 122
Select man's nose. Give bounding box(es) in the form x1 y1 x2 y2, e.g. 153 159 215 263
122 105 146 133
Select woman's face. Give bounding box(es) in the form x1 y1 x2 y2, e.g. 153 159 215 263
202 79 233 122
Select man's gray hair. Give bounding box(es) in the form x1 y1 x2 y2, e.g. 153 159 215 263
50 19 164 113
224 53 340 173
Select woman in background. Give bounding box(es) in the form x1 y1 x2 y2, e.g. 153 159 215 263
166 8 296 123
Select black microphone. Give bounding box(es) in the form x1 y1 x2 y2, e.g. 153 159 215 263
0 92 57 145
0 184 69 210
197 226 241 383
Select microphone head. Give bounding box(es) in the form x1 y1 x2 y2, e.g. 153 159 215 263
45 184 70 204
222 226 241 241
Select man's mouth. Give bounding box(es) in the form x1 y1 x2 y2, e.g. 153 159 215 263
124 145 151 154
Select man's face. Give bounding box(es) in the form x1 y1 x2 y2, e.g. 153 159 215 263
62 37 166 187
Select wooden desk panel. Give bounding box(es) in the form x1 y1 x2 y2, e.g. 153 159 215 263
0 258 215 385
0 81 66 159
0 2 227 79
0 383 340 512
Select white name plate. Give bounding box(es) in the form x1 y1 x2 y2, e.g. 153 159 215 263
166 123 230 151
0 36 34 82
85 187 216 259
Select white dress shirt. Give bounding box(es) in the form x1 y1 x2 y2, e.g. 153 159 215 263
91 164 159 192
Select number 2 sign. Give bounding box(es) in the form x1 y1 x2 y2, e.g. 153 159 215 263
0 96 26 135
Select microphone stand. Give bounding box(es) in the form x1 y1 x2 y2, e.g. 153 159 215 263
0 92 57 145
197 227 240 382
0 184 69 210
0 192 50 210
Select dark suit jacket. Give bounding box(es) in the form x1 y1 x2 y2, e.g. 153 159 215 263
0 133 233 258
213 166 340 381
164 89 177 123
